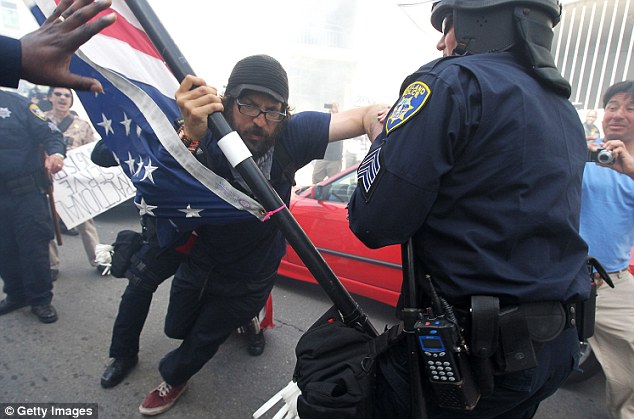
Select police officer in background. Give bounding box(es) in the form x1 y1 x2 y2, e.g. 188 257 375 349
0 89 66 324
348 0 589 418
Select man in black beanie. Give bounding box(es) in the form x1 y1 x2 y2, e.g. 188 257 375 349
139 54 388 416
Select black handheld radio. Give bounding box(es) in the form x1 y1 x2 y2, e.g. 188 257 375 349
415 275 480 410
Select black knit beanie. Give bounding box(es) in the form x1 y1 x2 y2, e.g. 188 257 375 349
225 54 289 104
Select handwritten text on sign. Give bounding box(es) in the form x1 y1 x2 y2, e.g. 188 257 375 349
53 142 136 229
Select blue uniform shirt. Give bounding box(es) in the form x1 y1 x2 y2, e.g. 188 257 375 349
580 161 634 272
0 90 65 180
349 53 589 305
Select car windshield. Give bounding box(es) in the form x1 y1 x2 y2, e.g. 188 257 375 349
320 170 357 203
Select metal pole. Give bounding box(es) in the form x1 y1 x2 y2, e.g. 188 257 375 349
124 0 377 337
402 239 428 419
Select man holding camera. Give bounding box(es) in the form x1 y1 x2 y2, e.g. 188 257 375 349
581 80 634 419
348 0 589 417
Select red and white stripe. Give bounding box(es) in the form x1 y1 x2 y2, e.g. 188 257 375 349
31 0 178 97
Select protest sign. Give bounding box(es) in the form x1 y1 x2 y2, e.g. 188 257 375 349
53 142 136 229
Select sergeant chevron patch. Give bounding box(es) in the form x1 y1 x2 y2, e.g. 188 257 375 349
357 146 382 200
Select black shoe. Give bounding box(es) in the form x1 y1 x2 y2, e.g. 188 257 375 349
31 304 58 323
247 330 266 356
101 356 138 388
0 298 28 316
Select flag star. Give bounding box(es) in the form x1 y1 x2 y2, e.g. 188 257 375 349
141 158 158 183
136 126 143 137
135 197 157 216
134 159 144 176
178 204 203 218
124 152 135 173
120 112 133 136
97 113 114 135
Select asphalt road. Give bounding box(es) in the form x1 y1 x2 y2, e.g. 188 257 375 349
0 200 609 419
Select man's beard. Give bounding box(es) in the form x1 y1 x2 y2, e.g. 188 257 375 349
241 125 278 159
226 106 282 159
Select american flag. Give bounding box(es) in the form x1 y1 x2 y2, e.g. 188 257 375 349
28 0 265 245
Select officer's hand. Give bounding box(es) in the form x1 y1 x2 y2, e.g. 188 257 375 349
601 140 634 179
377 106 390 124
20 0 116 93
175 75 223 140
45 154 65 175
367 105 391 142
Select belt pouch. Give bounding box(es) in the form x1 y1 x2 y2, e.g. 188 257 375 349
522 302 566 342
497 307 537 372
470 296 499 397
575 283 596 341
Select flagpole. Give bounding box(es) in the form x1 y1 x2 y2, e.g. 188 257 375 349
124 0 377 337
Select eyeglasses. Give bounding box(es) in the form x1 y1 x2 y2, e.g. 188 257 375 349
235 98 286 122
53 92 72 98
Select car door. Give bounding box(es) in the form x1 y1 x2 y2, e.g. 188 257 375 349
288 167 402 305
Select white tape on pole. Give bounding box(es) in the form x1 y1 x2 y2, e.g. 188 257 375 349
217 131 253 167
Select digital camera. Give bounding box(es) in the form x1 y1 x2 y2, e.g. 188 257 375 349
587 148 615 165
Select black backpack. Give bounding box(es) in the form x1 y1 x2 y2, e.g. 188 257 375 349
294 305 402 419
109 230 144 278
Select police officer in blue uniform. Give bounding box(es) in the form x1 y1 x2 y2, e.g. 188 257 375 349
348 0 589 418
0 90 66 324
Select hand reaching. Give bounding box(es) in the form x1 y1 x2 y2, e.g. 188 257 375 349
20 0 116 93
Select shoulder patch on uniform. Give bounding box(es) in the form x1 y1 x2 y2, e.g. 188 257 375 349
29 103 47 121
385 81 431 135
357 146 383 201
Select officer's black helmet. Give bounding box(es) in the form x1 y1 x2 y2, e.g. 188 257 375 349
430 0 561 55
430 0 571 97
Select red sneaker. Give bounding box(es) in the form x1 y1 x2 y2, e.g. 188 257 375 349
139 381 188 416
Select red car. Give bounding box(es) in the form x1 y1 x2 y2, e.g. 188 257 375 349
278 164 402 307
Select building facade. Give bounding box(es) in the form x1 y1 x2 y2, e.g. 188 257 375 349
553 0 634 110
